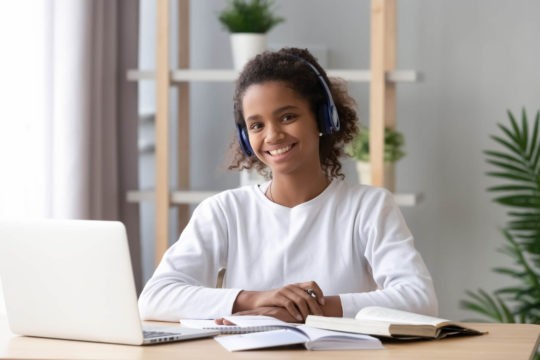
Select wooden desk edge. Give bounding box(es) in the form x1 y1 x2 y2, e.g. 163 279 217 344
1 317 539 359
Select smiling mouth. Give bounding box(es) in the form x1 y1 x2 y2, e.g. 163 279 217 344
267 144 294 156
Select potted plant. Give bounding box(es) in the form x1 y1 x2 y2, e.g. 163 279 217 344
347 126 405 191
218 0 284 70
461 109 540 328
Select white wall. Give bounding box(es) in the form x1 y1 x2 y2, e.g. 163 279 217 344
396 0 540 320
138 0 540 320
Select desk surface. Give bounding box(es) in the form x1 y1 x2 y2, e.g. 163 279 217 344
1 316 539 360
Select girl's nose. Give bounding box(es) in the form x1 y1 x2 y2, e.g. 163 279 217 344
265 123 285 143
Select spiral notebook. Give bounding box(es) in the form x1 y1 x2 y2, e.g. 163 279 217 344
179 315 297 334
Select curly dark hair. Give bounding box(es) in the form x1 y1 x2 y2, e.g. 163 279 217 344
227 47 359 179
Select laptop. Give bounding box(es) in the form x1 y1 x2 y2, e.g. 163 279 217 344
0 219 218 345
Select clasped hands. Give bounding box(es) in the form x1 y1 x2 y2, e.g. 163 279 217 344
219 281 341 324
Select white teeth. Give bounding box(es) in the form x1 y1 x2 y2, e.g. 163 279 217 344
269 145 291 156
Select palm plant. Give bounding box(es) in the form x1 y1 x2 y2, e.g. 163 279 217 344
461 109 540 325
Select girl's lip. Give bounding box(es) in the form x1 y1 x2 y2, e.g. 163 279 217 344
265 143 296 156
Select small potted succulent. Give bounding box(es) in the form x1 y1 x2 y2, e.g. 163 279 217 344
347 126 405 191
218 0 284 70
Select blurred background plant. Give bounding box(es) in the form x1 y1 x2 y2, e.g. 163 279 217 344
218 0 284 33
347 126 405 163
461 109 540 332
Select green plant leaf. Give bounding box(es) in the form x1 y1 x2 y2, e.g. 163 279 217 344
507 219 540 229
490 134 525 158
484 150 528 167
487 184 539 192
498 122 523 151
508 111 527 151
493 267 524 277
530 111 540 169
218 0 284 33
461 290 504 321
348 126 405 163
463 288 530 323
496 295 516 323
486 159 531 175
521 108 529 152
494 195 540 208
508 211 540 218
495 286 527 295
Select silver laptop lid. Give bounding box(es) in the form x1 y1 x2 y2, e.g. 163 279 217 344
0 220 144 345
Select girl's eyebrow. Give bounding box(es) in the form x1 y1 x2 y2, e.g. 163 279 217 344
273 105 299 115
246 105 300 123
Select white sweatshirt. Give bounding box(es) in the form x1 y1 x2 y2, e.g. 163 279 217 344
138 180 438 320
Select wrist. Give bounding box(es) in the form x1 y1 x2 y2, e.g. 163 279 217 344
321 295 343 317
232 290 258 313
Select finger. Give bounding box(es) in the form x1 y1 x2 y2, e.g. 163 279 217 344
274 292 304 322
281 287 311 320
305 294 324 316
288 285 324 316
214 317 237 325
301 281 325 305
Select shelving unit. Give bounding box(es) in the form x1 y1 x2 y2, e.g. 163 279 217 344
127 69 421 82
127 189 422 207
128 0 418 265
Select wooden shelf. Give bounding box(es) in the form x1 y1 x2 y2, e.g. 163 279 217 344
137 0 418 264
127 189 423 207
127 69 421 83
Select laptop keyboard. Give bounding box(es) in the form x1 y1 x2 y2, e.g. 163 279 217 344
143 330 182 339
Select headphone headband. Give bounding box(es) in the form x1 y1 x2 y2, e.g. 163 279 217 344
290 56 340 134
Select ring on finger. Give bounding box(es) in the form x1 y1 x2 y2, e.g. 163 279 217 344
306 288 317 299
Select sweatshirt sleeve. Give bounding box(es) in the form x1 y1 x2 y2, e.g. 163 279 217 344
339 189 438 318
138 197 242 321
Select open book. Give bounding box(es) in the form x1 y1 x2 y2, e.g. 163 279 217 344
180 315 382 351
214 326 383 351
305 306 485 340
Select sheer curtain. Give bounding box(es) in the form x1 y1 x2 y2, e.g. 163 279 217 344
0 0 142 314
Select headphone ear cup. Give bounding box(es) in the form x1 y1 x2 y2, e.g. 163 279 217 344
318 102 332 134
236 124 254 156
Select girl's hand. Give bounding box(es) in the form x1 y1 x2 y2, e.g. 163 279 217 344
232 281 325 322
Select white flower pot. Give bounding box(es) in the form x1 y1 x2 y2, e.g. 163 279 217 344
356 161 396 191
230 33 267 70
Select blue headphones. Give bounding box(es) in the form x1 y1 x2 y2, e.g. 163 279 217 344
236 56 340 157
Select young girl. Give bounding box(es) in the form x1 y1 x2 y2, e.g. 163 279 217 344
138 48 438 322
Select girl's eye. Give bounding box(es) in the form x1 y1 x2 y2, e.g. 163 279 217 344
282 113 297 122
248 122 263 131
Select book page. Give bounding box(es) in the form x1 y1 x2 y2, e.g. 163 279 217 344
180 319 219 329
214 329 307 351
297 325 383 350
306 315 393 337
355 306 450 326
214 326 384 351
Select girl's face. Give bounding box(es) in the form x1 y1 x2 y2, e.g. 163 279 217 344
242 81 322 177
